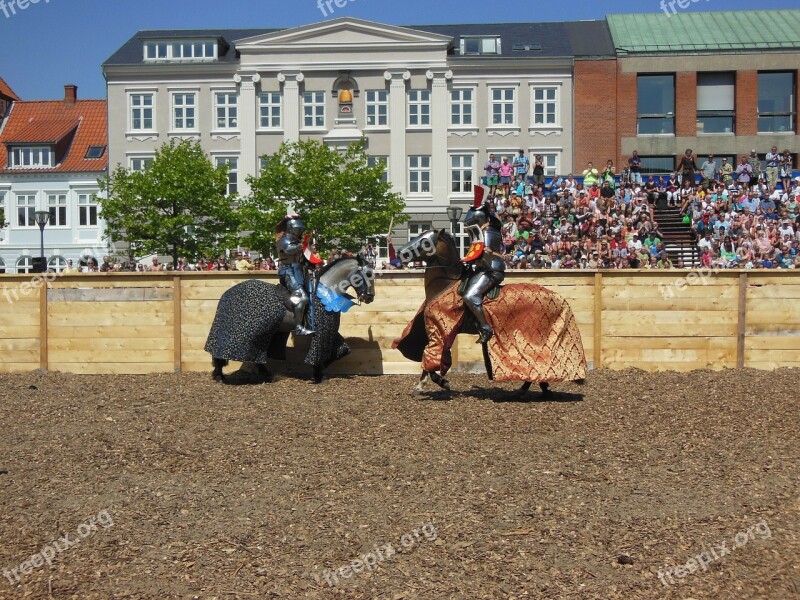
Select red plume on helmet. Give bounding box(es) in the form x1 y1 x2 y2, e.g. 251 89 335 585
473 183 490 209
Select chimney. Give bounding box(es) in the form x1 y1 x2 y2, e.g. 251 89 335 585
64 84 77 105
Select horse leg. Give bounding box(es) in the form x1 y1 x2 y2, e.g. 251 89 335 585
256 363 273 383
429 371 451 391
313 365 324 384
520 381 532 393
414 371 430 394
211 358 228 383
539 382 551 397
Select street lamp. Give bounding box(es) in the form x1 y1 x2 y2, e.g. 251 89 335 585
446 206 463 236
34 210 50 273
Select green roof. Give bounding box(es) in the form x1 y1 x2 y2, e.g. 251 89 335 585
607 10 800 54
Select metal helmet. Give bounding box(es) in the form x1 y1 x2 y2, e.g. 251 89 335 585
286 217 306 238
464 206 489 228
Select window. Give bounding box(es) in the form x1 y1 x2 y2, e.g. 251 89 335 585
408 221 432 240
48 194 68 226
172 93 197 130
302 91 325 128
216 157 238 196
259 92 282 129
145 40 216 61
538 153 559 177
214 92 238 129
0 192 5 226
78 193 98 226
366 90 389 127
408 156 431 194
16 194 36 227
758 71 796 133
637 75 675 135
491 88 515 125
131 94 154 131
130 156 154 171
460 36 500 55
450 155 473 193
450 89 473 126
532 87 558 126
639 156 676 175
697 73 735 134
85 145 106 159
408 90 430 127
367 155 389 184
0 258 5 274
8 146 53 169
48 256 68 273
16 256 33 274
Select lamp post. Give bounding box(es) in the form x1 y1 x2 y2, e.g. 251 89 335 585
446 206 463 236
34 210 50 273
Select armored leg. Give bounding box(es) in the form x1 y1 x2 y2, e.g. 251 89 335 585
289 289 314 336
461 272 497 344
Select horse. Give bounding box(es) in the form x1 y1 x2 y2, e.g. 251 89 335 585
392 230 587 395
205 256 375 384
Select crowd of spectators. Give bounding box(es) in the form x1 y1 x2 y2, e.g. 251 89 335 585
63 250 278 273
468 148 800 270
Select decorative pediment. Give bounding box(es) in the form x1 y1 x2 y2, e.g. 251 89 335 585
234 18 452 53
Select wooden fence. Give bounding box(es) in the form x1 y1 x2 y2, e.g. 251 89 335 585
1 271 798 375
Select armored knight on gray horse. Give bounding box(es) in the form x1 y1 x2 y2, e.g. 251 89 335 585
460 185 505 344
276 214 322 336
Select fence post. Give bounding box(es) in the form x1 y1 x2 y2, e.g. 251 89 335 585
39 278 48 371
174 275 182 373
594 272 602 369
737 272 746 369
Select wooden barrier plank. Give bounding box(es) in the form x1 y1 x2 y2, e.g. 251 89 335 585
51 363 174 375
0 339 40 352
603 337 734 350
48 338 175 351
48 349 174 363
39 284 47 370
0 362 40 373
0 313 40 326
745 336 800 350
0 349 41 362
173 276 181 373
49 325 173 339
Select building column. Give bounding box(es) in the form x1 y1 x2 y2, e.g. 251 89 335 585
385 70 410 197
235 73 259 196
428 69 453 207
278 72 304 143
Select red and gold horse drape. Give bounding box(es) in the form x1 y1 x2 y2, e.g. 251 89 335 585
393 282 587 383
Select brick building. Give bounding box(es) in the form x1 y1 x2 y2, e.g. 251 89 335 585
575 10 800 176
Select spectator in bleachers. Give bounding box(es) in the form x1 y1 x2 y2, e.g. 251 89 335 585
627 151 643 185
676 149 699 186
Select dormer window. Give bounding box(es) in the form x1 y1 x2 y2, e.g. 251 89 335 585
460 36 501 55
85 145 106 159
8 146 54 169
144 40 218 62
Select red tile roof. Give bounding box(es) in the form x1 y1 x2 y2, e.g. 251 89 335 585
0 99 107 173
0 76 20 101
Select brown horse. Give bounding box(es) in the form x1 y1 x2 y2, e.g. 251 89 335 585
393 230 587 394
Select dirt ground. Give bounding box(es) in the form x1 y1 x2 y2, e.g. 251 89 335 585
0 368 798 599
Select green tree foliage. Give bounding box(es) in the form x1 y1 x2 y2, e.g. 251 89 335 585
98 140 240 266
241 139 406 255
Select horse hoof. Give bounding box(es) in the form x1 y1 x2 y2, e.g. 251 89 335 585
574 378 586 385
539 382 551 396
212 373 225 383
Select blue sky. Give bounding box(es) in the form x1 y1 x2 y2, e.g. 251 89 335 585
0 0 793 100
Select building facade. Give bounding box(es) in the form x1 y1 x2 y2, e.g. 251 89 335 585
575 10 800 175
0 85 108 273
103 17 612 256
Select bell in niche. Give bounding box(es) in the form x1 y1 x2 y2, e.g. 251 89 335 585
338 89 353 104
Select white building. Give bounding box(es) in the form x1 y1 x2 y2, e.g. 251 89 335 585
103 17 610 257
0 84 108 273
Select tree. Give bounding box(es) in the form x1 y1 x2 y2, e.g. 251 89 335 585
98 140 240 266
241 139 406 255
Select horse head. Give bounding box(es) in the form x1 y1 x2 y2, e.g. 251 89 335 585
319 255 375 304
397 230 441 266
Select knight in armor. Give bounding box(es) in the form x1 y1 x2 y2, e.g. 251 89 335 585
460 186 505 344
276 215 317 336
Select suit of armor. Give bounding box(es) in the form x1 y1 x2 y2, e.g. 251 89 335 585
460 202 505 343
277 218 314 336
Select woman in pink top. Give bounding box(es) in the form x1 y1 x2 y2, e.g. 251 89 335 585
498 157 514 198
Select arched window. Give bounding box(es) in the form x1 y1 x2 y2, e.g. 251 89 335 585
48 255 68 273
16 256 33 274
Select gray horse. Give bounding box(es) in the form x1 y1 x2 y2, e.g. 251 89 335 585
205 256 374 384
